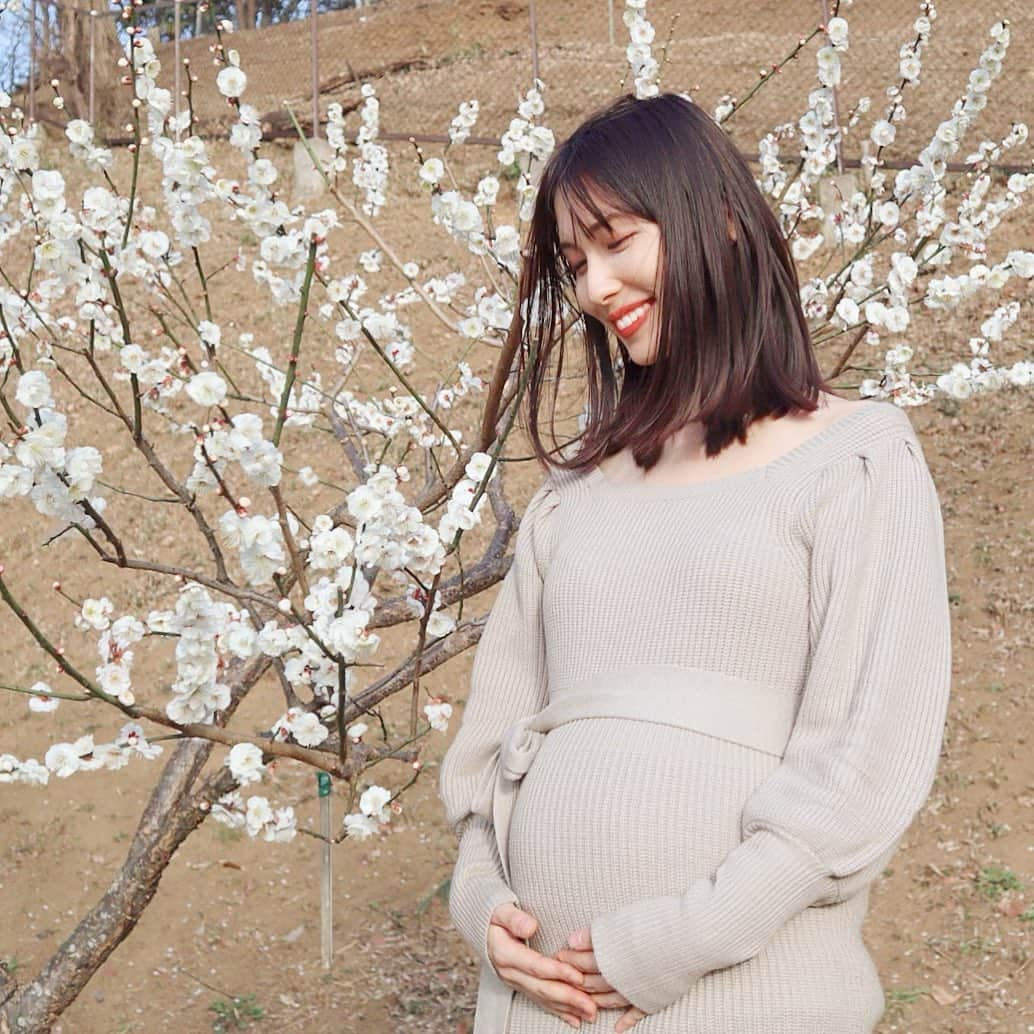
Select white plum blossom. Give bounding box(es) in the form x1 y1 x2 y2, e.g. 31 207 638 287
347 721 369 742
359 784 392 822
216 66 247 99
870 119 897 148
44 735 96 778
419 158 445 186
424 699 453 732
185 371 228 407
825 16 849 50
243 795 296 842
65 447 102 498
96 662 135 706
76 597 113 631
116 723 162 759
815 46 842 88
28 683 60 713
272 708 329 747
226 742 265 784
15 370 53 409
343 812 380 839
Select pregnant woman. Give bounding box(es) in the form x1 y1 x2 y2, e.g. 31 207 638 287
438 93 952 1033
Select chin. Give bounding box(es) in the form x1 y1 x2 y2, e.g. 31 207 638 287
628 346 660 367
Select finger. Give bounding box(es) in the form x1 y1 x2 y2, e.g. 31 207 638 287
615 1005 647 1032
553 947 600 973
520 975 598 1022
497 941 585 986
580 972 620 994
588 989 630 1008
490 905 537 940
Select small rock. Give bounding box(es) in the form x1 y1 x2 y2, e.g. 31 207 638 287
283 924 306 943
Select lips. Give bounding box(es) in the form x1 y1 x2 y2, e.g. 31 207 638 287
609 298 654 336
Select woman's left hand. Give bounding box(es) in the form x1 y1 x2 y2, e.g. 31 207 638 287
554 928 647 1033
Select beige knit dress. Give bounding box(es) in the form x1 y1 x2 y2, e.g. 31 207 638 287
438 400 952 1034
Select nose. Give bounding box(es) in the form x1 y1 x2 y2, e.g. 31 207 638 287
581 255 621 314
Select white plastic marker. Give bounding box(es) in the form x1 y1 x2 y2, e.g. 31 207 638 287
318 771 333 969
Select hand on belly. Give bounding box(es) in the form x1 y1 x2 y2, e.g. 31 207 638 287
555 927 648 1031
488 902 596 1028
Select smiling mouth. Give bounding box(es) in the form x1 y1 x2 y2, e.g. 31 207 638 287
612 300 653 335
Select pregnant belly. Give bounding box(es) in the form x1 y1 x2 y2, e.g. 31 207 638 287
507 717 782 957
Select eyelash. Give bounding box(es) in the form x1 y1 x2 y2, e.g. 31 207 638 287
568 235 632 276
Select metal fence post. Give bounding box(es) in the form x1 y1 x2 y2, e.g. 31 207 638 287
529 0 539 84
28 0 37 123
88 7 96 125
174 0 181 139
310 0 319 139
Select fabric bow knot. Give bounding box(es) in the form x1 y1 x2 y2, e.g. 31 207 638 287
499 721 545 782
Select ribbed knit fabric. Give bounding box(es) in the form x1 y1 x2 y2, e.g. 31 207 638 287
438 400 953 1033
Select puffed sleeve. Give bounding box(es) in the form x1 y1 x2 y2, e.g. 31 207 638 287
438 474 560 976
589 433 953 1015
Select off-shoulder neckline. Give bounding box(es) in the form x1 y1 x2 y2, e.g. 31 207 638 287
584 400 900 499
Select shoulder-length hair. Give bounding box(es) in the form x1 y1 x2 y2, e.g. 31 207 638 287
514 92 836 474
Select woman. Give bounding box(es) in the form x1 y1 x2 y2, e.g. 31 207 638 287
438 93 952 1034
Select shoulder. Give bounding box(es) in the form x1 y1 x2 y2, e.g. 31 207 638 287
815 399 928 477
517 463 593 574
802 400 941 528
526 462 594 513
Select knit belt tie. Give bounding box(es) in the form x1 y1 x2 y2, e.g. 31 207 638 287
474 665 800 1034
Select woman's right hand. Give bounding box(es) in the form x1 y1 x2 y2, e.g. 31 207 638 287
488 902 598 1030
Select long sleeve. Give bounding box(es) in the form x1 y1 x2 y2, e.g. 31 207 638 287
590 433 953 1015
438 474 560 975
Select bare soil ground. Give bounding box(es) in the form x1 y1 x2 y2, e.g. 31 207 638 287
1 1 1032 1032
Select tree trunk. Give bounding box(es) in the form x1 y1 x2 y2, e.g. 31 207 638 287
0 655 269 1033
37 0 124 136
0 741 234 1033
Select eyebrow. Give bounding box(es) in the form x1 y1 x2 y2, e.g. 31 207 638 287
557 215 623 252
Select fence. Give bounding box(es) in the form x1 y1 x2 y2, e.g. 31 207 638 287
2 0 1031 170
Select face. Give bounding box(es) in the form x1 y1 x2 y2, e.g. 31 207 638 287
554 189 663 366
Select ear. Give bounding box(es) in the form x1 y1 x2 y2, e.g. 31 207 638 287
726 210 738 244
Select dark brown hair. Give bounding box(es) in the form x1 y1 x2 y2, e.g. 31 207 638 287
515 92 836 473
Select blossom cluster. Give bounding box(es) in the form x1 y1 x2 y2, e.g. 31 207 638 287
449 99 480 146
0 723 162 787
353 84 389 217
0 0 1029 862
343 783 394 839
147 583 256 723
0 370 105 530
212 790 297 842
624 0 659 99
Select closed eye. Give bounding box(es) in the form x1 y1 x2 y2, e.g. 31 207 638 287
565 234 633 278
